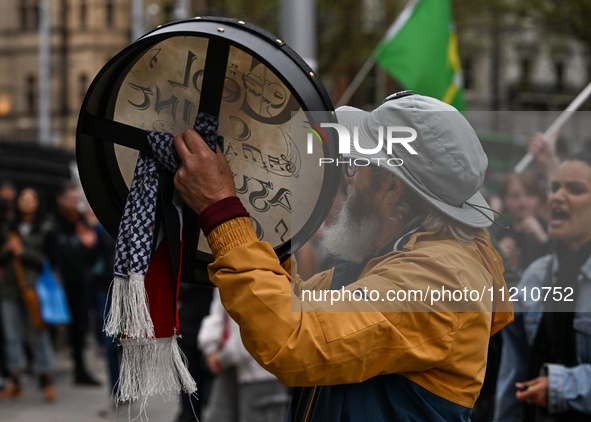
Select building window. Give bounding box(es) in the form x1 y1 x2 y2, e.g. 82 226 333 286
80 0 87 29
462 57 473 90
520 58 531 88
26 75 37 115
33 2 39 29
19 0 40 32
20 5 28 30
79 74 88 103
106 0 114 27
364 65 378 105
555 61 564 91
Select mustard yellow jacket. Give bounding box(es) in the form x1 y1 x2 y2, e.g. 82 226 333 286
206 217 513 409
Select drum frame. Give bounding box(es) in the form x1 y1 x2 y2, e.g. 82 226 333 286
76 17 340 283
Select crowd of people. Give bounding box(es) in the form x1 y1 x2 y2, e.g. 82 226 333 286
0 181 117 403
0 177 286 421
2 91 591 422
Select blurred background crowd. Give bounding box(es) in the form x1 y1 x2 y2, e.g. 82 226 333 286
2 0 591 421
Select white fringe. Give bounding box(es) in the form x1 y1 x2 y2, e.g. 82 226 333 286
126 272 155 339
172 336 197 394
117 335 198 414
104 275 128 337
103 273 155 340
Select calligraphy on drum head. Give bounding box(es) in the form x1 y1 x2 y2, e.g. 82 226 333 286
114 38 321 250
121 46 297 132
224 129 300 178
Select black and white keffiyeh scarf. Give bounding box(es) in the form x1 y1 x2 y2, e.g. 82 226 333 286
104 112 223 407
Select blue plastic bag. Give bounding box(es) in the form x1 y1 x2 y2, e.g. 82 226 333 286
36 260 71 325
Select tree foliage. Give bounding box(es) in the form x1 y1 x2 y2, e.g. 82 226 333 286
527 0 591 50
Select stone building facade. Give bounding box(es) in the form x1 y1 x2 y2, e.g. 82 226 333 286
457 12 591 160
460 16 590 113
0 0 131 148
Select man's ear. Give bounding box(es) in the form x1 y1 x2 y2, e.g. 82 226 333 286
383 176 405 204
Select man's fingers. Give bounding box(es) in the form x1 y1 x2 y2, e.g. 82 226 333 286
174 128 208 157
173 167 184 192
174 132 192 159
183 129 208 154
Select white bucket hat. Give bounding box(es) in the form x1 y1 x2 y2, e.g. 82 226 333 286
336 92 494 228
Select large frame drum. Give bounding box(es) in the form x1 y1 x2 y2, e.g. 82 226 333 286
77 17 340 285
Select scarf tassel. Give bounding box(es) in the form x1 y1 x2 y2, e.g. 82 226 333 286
104 273 197 410
104 273 155 340
117 335 197 408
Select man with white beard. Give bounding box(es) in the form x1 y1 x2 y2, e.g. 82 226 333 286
173 92 513 422
322 182 382 264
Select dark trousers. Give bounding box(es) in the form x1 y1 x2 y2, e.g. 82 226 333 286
98 292 119 391
65 277 90 377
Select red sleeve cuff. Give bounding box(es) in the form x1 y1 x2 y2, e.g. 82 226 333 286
198 196 250 237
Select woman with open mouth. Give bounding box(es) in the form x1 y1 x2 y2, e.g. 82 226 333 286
494 150 591 421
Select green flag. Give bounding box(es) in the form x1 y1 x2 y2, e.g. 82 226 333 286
374 0 465 111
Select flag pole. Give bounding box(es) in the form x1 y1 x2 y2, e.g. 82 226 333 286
335 0 420 108
514 80 591 173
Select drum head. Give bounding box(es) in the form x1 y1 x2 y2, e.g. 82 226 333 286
76 17 340 271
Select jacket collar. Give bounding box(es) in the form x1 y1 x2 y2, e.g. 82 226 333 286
553 253 591 281
374 227 423 257
552 247 591 280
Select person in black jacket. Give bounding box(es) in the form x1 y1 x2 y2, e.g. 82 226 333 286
48 182 101 386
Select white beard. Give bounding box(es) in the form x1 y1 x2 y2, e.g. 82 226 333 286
321 186 381 264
